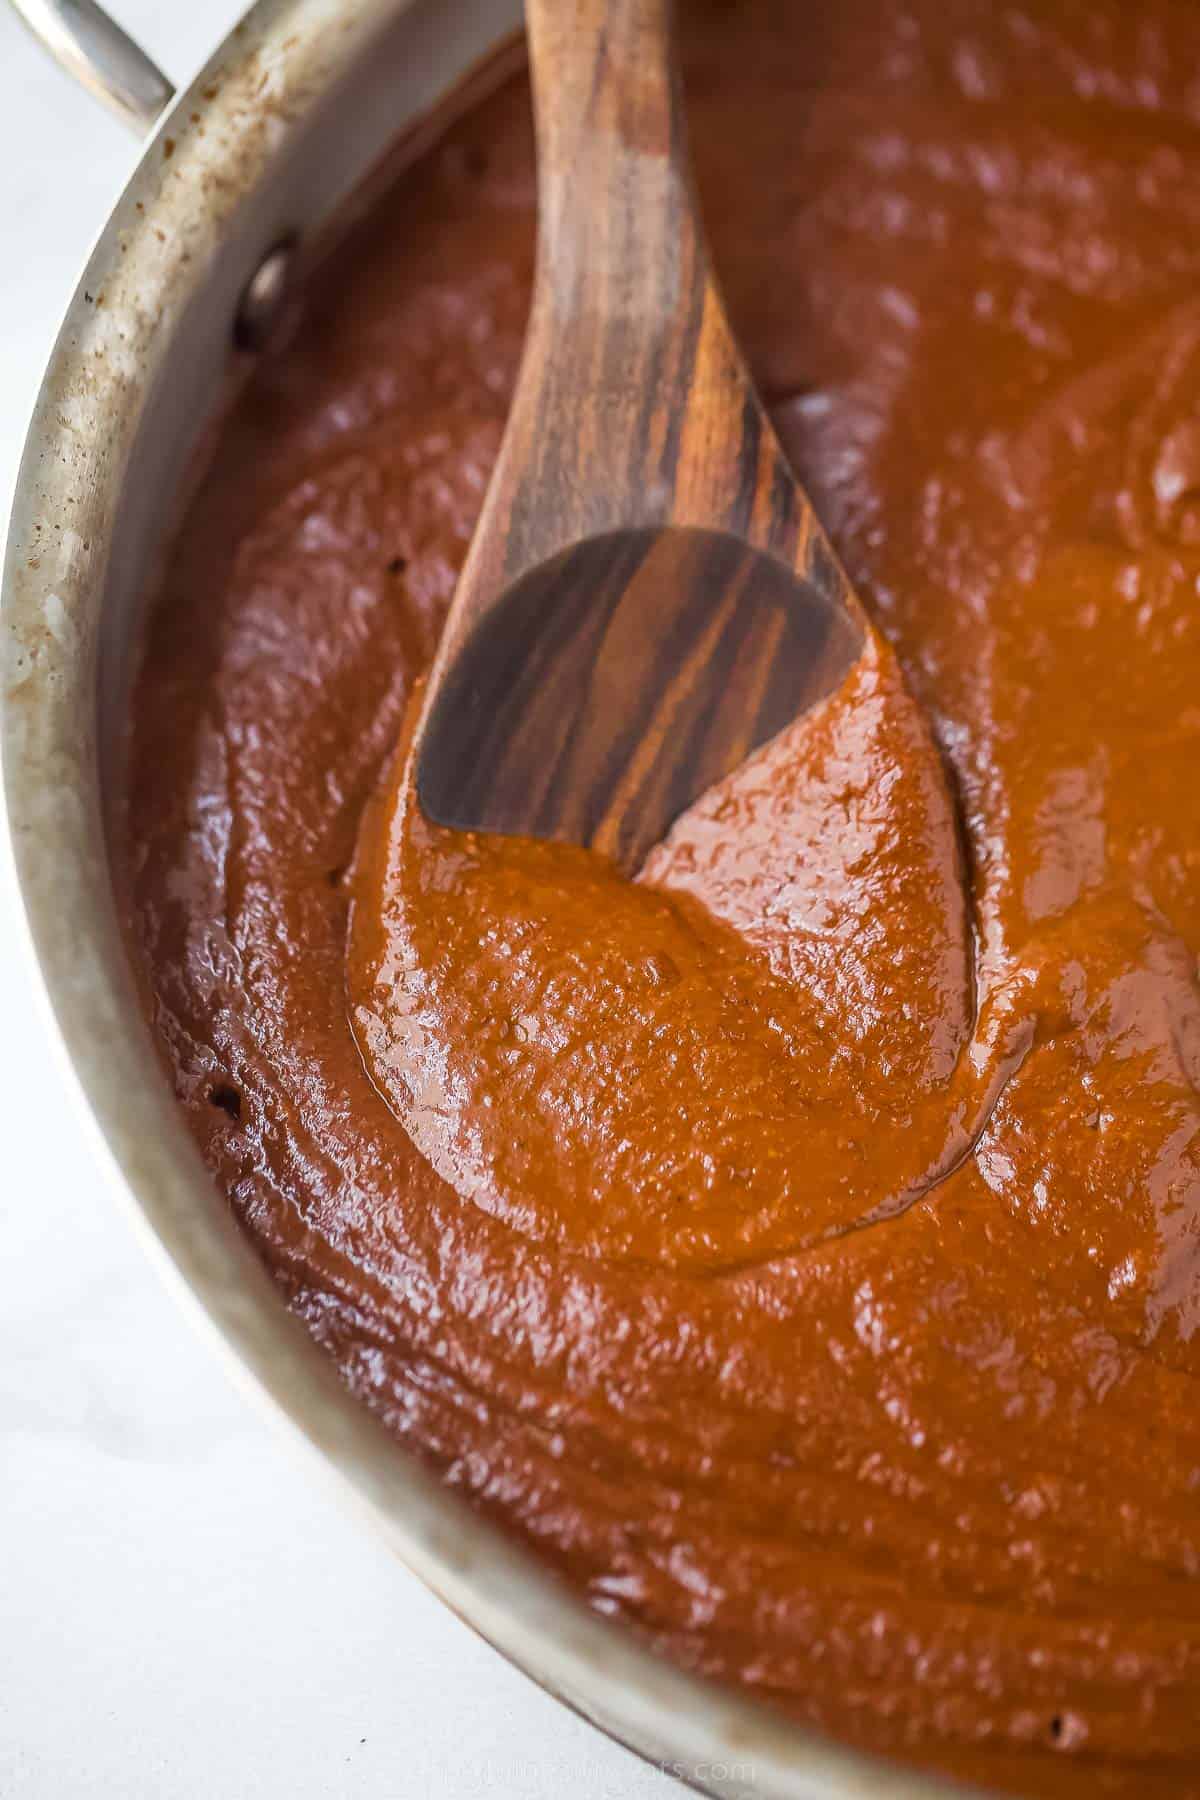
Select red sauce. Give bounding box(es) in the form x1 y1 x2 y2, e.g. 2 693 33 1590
125 4 1200 1791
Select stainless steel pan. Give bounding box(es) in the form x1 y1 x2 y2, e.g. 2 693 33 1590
1 7 958 1795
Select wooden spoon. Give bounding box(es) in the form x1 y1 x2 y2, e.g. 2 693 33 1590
415 0 868 877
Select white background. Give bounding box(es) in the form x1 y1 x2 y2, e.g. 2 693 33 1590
0 7 678 1795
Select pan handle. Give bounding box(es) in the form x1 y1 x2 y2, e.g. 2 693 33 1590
7 0 174 135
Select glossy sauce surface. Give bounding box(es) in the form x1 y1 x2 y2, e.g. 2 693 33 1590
125 4 1200 1792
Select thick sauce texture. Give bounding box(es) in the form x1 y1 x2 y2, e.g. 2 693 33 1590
126 4 1200 1793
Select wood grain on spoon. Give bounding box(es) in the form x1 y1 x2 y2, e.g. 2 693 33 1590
415 0 868 876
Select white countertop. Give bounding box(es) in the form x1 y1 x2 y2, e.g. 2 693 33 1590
0 8 679 1795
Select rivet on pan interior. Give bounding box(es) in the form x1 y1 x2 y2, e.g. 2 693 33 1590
234 239 297 352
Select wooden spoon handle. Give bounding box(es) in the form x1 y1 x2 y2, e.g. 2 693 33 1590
424 0 847 690
480 0 770 569
525 0 700 318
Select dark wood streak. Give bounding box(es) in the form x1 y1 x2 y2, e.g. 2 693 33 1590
414 0 871 875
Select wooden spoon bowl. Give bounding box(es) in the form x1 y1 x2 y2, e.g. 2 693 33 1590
420 526 862 875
